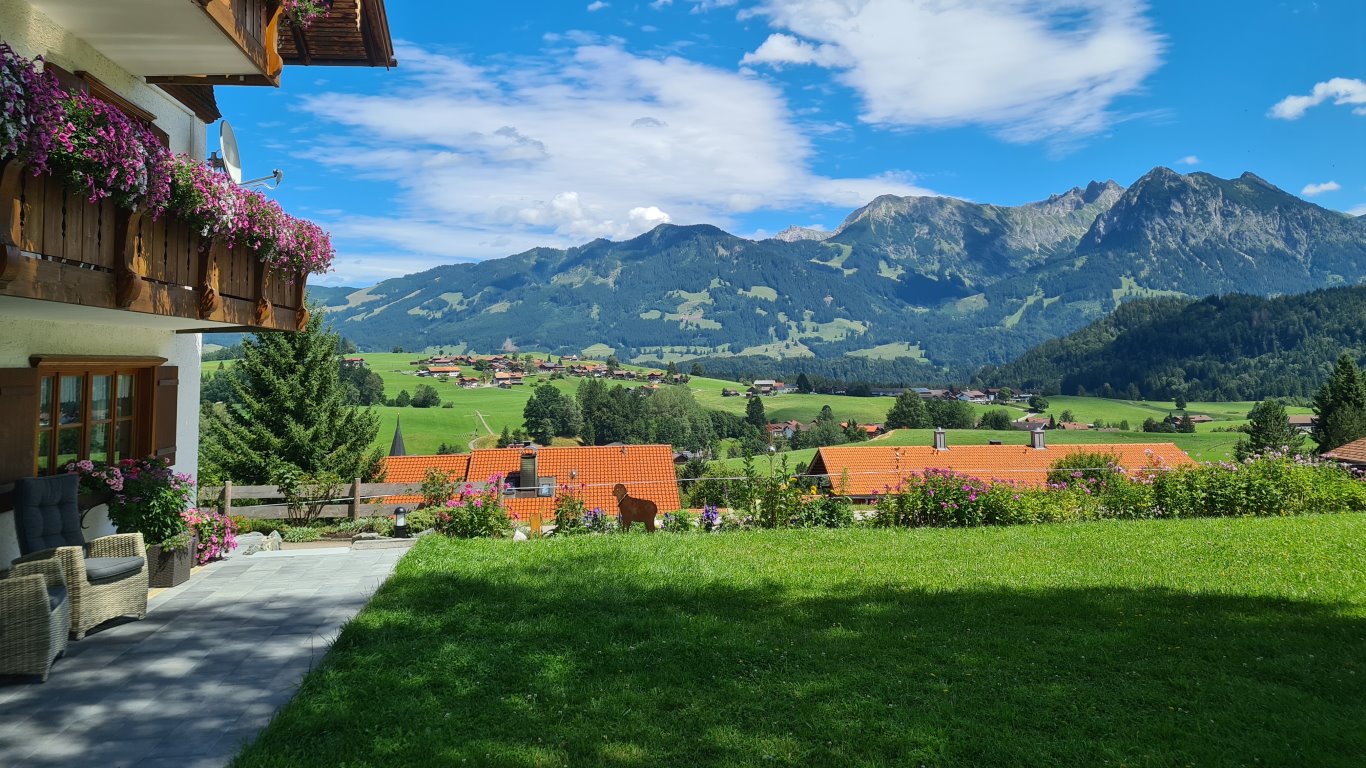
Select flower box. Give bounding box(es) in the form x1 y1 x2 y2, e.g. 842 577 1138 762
146 536 196 589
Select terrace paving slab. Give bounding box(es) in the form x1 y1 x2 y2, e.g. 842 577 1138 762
0 546 405 768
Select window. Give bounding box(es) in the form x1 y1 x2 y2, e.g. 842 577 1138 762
34 366 150 475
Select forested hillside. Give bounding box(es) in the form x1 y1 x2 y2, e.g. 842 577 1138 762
979 287 1366 400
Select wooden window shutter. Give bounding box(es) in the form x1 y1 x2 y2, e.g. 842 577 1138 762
152 365 179 464
0 368 40 511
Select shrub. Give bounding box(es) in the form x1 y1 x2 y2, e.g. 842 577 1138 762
420 467 463 510
282 526 322 542
661 509 693 533
434 475 514 538
335 516 394 537
1046 451 1122 490
551 492 591 536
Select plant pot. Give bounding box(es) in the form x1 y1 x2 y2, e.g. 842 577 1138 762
146 536 196 589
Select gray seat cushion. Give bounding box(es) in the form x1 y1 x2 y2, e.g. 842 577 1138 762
47 582 68 612
14 475 85 554
84 556 143 582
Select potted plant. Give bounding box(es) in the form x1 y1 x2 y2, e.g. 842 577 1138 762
68 457 197 587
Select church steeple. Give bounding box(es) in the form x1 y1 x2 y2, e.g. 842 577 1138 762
389 416 406 457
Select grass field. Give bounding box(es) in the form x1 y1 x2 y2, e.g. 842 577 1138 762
232 514 1366 767
227 352 1304 459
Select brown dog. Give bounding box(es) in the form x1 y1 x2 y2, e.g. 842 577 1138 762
613 483 658 532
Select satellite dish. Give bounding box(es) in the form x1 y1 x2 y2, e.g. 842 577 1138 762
218 121 242 184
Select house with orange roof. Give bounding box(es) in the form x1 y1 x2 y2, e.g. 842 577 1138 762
381 445 681 523
1323 437 1366 468
805 430 1194 500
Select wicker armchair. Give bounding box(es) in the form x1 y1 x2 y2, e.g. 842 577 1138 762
0 558 70 681
11 475 148 640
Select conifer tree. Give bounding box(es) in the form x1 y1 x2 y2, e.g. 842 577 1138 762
1235 399 1304 460
1312 353 1366 452
201 308 384 484
885 391 928 429
745 395 767 428
796 372 812 394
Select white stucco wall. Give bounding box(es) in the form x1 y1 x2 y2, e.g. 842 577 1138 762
0 313 202 567
0 0 205 159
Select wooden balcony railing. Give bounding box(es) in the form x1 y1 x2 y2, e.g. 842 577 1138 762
0 161 308 333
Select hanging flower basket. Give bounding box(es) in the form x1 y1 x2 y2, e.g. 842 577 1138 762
0 43 336 275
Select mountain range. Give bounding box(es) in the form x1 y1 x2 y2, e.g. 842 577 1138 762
311 167 1366 375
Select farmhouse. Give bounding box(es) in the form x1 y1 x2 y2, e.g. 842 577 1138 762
1288 414 1318 433
0 0 395 567
751 379 786 395
382 445 681 522
1323 437 1366 468
804 431 1194 501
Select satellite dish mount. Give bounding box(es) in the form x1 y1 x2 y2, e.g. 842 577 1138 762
208 120 283 189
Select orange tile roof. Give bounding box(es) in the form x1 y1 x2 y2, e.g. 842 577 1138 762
808 443 1195 496
1323 437 1366 465
380 445 681 519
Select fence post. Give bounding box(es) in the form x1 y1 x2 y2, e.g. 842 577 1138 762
222 480 233 517
350 478 361 520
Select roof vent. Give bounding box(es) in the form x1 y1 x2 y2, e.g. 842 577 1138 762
933 427 947 451
1031 427 1046 450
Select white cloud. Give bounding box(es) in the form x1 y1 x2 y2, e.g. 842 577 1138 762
298 42 932 282
1270 77 1366 120
741 0 1164 142
741 33 851 68
1301 181 1341 197
586 1 608 11
1347 204 1366 217
1177 155 1199 165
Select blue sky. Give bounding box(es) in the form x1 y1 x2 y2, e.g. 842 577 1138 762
217 0 1366 286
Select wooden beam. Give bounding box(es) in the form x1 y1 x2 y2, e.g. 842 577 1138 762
0 256 304 332
0 160 22 288
29 355 168 369
144 74 278 87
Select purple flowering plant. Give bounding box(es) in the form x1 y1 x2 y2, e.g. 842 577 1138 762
1 45 336 275
434 474 513 538
282 0 332 29
66 456 194 548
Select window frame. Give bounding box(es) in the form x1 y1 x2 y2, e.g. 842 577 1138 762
29 356 166 475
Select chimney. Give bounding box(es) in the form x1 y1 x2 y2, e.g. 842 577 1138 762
520 448 538 493
1031 427 1046 450
933 427 947 451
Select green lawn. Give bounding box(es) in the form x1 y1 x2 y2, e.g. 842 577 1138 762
232 515 1366 767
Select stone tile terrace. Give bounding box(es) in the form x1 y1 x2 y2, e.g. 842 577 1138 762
0 547 405 768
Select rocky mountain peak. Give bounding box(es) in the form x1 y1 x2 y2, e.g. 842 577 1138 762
772 225 834 243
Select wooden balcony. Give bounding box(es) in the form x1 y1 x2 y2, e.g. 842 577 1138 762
30 0 285 85
0 161 308 334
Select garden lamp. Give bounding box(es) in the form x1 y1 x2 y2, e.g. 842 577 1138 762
394 506 409 538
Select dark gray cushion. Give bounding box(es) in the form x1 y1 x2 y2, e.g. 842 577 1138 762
84 556 143 582
14 475 84 554
47 582 68 612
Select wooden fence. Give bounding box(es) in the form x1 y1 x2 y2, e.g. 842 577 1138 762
198 480 452 520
